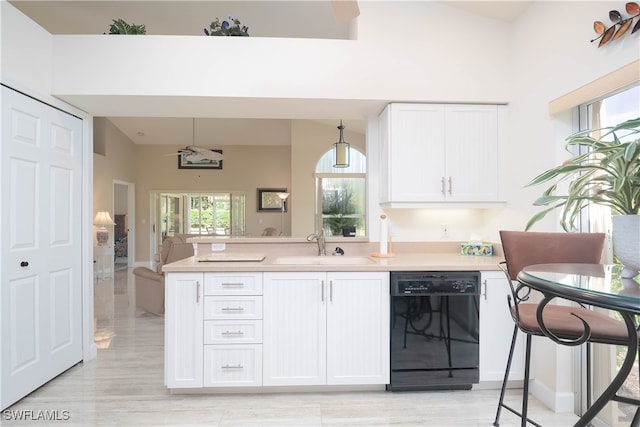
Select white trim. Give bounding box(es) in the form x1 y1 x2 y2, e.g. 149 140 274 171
113 179 135 268
530 378 574 413
549 60 640 115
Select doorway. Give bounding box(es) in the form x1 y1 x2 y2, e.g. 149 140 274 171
113 181 135 271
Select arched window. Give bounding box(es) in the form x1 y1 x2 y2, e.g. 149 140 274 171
314 147 366 236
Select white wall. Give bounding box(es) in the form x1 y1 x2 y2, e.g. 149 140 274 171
504 1 639 412
495 1 639 238
48 1 512 116
0 0 53 98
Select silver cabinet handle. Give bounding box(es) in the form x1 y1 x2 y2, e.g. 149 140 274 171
482 279 488 301
196 281 201 303
222 331 244 336
221 282 245 287
330 280 333 302
222 307 245 311
321 280 325 302
448 176 453 195
221 364 243 369
441 177 446 196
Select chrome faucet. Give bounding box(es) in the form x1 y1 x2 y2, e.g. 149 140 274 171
306 229 326 256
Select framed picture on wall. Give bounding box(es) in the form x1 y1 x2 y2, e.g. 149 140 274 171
178 149 223 169
257 188 287 212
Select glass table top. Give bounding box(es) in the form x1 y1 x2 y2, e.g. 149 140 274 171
519 263 640 312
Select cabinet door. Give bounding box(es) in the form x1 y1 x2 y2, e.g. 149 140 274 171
445 105 499 202
326 272 390 385
165 272 204 388
263 272 327 386
383 103 446 202
479 271 525 383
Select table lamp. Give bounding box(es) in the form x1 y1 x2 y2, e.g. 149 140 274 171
94 211 115 246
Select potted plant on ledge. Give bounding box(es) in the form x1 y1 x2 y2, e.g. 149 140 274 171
204 16 249 36
106 18 146 34
525 117 640 281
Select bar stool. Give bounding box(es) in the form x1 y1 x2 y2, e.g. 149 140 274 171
494 230 634 427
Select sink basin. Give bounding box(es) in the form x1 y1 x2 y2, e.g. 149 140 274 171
272 256 375 265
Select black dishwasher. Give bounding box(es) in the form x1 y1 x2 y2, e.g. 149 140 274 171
387 271 480 391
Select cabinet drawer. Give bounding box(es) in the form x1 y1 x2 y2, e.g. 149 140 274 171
204 320 262 344
204 296 263 320
205 273 263 295
203 345 262 387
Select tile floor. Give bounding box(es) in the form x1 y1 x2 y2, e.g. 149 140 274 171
3 268 582 426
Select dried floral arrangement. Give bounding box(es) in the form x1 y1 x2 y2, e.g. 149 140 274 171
591 2 640 47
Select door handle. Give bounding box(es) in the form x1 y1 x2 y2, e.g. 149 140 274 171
20 261 29 267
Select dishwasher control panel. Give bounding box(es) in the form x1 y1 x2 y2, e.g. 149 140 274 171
391 271 480 295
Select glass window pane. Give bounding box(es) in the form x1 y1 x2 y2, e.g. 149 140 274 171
158 192 244 238
321 177 366 237
578 84 639 423
316 147 366 173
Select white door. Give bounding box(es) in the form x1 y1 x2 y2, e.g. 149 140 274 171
263 272 326 386
478 271 525 382
165 272 203 388
1 86 83 410
326 272 390 385
387 104 446 202
445 104 499 202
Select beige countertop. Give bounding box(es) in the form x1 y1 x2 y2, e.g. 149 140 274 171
162 251 503 273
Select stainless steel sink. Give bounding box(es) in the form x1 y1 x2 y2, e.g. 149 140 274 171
272 256 375 265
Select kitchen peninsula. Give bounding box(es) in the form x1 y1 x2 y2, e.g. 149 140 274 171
162 237 516 392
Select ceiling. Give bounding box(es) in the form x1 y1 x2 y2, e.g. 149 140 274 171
109 117 349 146
9 1 533 145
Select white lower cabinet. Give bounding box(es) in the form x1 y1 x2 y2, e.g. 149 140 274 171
165 272 263 388
479 271 525 383
166 270 390 389
262 272 390 386
165 272 204 388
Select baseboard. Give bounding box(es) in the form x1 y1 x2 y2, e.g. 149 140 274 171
530 378 574 413
133 261 153 269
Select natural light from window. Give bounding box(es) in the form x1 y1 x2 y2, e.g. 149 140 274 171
314 148 366 237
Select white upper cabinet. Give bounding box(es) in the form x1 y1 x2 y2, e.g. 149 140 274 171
379 103 506 207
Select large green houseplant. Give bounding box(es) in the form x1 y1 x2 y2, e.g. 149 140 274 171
525 116 640 280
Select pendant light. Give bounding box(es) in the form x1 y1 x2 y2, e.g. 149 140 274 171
333 120 350 168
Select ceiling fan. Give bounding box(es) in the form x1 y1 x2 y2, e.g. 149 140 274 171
178 145 224 162
174 118 224 162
